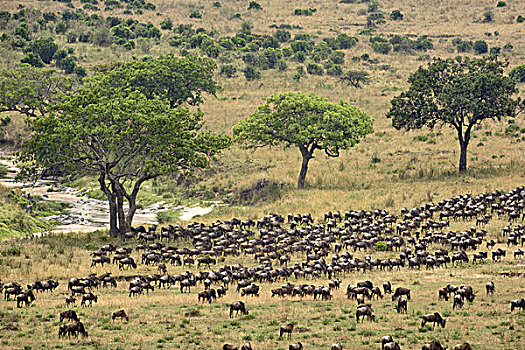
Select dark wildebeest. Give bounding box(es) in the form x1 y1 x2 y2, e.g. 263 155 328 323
383 281 392 294
280 323 294 340
81 292 98 307
382 335 394 350
222 345 238 350
421 313 446 329
356 305 375 323
422 340 445 350
65 296 76 307
384 342 401 350
510 298 525 311
289 342 303 350
241 341 253 350
453 294 464 309
371 287 383 300
397 297 408 314
492 248 506 261
112 309 129 322
58 320 88 338
392 287 411 301
16 289 36 308
229 301 248 318
454 343 472 350
485 281 495 294
59 310 78 322
331 343 343 350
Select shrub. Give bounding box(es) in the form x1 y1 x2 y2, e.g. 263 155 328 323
189 11 202 19
473 40 488 54
517 15 525 23
482 11 494 22
274 29 291 42
243 65 260 80
220 64 237 77
213 2 221 7
372 41 391 54
306 62 323 75
456 40 473 53
160 18 172 30
326 64 342 76
277 60 287 71
390 10 403 20
490 46 501 55
496 1 506 7
329 51 345 64
248 1 262 10
509 64 525 83
24 37 58 64
21 52 44 67
294 8 317 16
374 241 387 251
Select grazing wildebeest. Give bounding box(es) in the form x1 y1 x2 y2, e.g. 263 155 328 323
91 256 110 267
510 298 525 311
229 301 248 318
59 310 78 322
454 343 472 350
241 341 253 350
65 296 76 307
112 309 129 322
421 313 446 329
81 292 98 307
438 288 449 301
422 340 445 350
157 263 167 274
241 284 260 297
371 287 383 300
486 281 495 294
118 257 137 270
331 342 343 350
356 305 375 323
492 248 506 261
381 335 393 350
383 281 392 294
453 294 464 309
129 286 142 298
58 320 88 338
289 342 302 350
397 298 408 314
16 289 35 308
392 287 411 301
357 280 373 289
384 342 401 350
280 323 294 339
222 345 238 350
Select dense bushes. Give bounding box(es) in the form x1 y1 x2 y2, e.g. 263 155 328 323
509 64 525 83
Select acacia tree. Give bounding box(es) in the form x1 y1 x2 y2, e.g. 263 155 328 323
19 55 230 236
387 57 520 172
21 86 230 236
233 92 374 189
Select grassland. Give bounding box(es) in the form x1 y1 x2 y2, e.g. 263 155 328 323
0 213 524 350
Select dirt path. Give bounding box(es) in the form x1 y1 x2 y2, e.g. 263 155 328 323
0 155 217 234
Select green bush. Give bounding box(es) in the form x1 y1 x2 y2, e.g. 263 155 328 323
220 64 237 77
474 40 488 54
496 1 506 7
372 41 391 54
189 11 202 19
24 37 58 64
160 18 172 30
326 64 342 76
306 62 323 75
517 15 525 23
509 64 525 83
390 10 403 20
482 11 494 22
374 241 387 251
243 65 260 80
274 29 291 42
248 1 262 10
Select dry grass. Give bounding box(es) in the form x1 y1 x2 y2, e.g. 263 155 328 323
0 214 524 349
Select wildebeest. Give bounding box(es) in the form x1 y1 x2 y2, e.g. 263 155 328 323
421 313 446 329
129 286 142 298
384 342 401 350
453 294 464 309
241 284 260 297
59 310 78 322
222 345 238 350
454 343 472 350
356 305 375 323
289 342 303 350
510 298 525 311
80 292 98 307
371 287 383 300
280 323 294 339
229 301 248 318
422 340 445 350
392 287 411 301
241 341 253 350
91 256 110 267
492 248 506 261
383 281 392 294
486 281 495 294
16 289 35 308
65 296 76 307
397 297 408 314
382 335 394 350
58 320 88 338
331 342 343 350
112 309 129 322
118 257 137 270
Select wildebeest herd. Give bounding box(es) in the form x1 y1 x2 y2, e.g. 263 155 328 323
1 186 524 349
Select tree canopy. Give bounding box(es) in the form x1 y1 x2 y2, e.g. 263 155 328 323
233 92 374 188
19 56 230 236
387 56 520 172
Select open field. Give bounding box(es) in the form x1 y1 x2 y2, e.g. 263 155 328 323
1 201 524 350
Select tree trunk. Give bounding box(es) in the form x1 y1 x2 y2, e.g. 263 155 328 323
98 174 119 237
297 149 312 189
125 194 137 231
459 141 468 173
113 182 127 235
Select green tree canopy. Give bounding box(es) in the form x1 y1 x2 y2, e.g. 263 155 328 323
21 81 230 236
387 56 520 172
233 92 374 188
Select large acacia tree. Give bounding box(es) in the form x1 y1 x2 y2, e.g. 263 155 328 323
18 55 230 236
233 92 374 189
387 57 520 172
